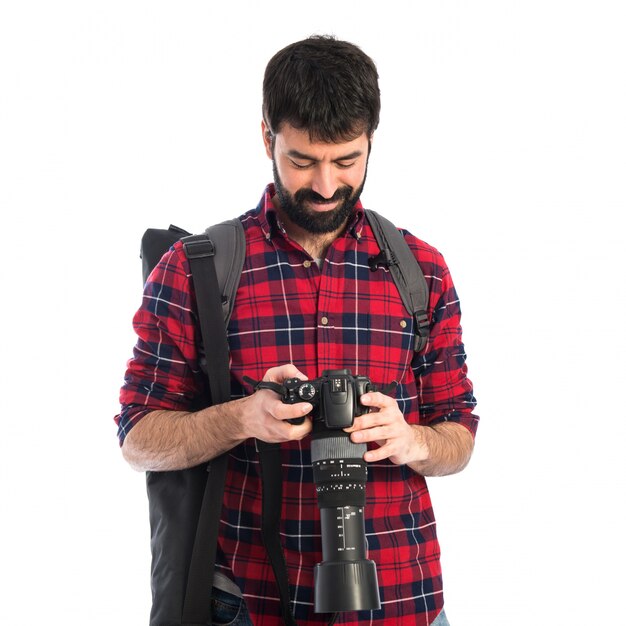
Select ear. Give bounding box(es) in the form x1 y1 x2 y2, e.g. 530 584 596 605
261 120 273 159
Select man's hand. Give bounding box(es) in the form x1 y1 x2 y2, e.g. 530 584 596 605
345 392 474 476
345 391 425 465
238 364 313 443
122 363 312 472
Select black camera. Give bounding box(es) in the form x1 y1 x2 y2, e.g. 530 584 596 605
248 369 386 613
280 369 372 429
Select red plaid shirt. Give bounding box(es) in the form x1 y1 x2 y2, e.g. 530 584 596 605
117 184 478 625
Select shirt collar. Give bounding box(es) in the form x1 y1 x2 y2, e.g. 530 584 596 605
257 183 366 241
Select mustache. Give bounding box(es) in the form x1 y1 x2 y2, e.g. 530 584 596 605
294 186 354 205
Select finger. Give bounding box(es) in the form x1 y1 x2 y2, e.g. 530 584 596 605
264 363 309 383
360 391 395 409
363 444 389 463
350 425 390 444
256 416 312 444
287 417 313 440
273 400 313 422
348 411 392 433
271 414 313 439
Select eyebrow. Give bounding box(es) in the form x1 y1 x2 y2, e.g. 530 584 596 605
286 149 363 163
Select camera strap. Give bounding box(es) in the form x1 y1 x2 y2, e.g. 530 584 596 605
257 440 298 626
245 377 284 396
257 441 339 626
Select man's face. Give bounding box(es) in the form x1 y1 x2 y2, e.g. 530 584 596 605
262 122 370 235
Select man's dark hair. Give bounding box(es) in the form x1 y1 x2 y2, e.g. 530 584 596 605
263 35 380 143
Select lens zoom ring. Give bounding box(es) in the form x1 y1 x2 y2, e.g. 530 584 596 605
311 436 367 463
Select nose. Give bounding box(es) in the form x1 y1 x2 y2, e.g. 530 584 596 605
310 164 338 200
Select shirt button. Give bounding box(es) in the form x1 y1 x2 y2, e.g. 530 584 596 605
321 316 329 326
400 320 407 328
303 260 312 268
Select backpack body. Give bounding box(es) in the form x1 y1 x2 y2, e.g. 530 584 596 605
141 220 245 626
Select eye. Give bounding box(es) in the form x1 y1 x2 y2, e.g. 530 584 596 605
289 159 314 170
335 160 357 169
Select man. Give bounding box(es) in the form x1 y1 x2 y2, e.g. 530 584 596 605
117 35 478 626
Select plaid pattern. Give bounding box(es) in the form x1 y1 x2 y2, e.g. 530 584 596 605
117 184 478 626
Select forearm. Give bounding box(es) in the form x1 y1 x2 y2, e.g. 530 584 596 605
407 421 474 477
122 400 246 472
121 365 315 472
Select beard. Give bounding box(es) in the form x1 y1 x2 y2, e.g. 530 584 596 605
272 160 367 235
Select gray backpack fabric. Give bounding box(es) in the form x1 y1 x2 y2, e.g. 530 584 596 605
364 209 429 352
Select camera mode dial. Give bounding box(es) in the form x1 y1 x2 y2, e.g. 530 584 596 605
298 382 317 401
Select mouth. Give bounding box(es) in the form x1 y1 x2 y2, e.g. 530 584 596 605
307 199 340 212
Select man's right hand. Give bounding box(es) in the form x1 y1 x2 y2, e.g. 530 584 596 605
235 364 313 443
121 363 313 472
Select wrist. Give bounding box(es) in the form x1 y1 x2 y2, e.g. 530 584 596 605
408 422 474 477
208 398 247 444
409 424 431 463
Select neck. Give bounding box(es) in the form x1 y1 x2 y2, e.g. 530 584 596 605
272 199 348 260
295 231 338 260
282 214 344 259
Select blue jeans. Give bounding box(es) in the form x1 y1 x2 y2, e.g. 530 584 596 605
432 609 451 626
211 587 252 626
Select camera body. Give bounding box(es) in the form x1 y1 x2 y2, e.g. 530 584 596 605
280 369 372 429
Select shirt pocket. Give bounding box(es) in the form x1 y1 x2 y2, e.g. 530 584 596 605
360 297 415 388
326 268 415 389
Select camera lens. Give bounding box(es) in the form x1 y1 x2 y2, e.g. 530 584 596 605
310 432 380 613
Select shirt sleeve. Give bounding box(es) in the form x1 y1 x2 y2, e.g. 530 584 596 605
115 243 208 445
410 240 479 437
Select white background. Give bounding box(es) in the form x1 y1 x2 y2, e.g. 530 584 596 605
1 2 625 624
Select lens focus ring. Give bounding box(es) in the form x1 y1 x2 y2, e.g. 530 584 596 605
311 435 366 464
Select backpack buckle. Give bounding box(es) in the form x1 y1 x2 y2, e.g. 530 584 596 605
413 309 430 352
368 248 396 271
415 309 429 332
183 236 216 259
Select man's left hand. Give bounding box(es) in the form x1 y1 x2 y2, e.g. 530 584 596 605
345 392 475 476
344 392 427 466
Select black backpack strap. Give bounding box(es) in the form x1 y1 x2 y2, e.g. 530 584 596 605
183 234 232 400
178 221 245 625
206 222 297 624
179 235 230 625
364 210 430 352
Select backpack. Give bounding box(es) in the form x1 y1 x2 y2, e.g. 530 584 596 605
138 211 430 626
